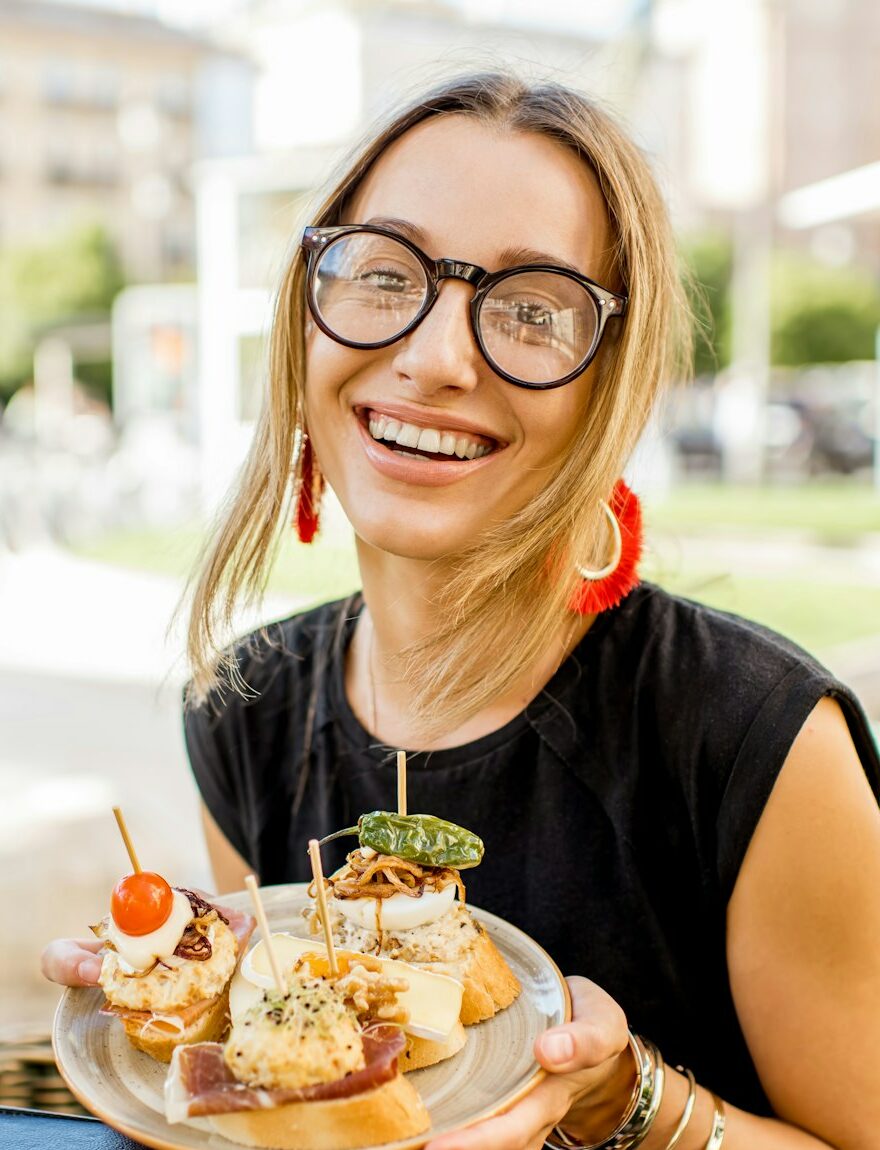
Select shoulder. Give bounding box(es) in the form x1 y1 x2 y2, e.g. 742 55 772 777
184 592 359 730
606 582 842 743
615 581 829 691
615 580 859 755
609 585 879 895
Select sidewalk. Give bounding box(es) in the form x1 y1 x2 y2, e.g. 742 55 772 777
0 545 300 685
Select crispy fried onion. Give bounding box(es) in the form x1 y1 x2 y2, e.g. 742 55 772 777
318 850 466 903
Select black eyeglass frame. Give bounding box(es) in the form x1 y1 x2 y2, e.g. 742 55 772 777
301 224 628 390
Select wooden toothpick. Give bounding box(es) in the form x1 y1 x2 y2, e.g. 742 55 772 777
112 806 142 874
397 750 407 816
244 875 286 996
308 839 338 977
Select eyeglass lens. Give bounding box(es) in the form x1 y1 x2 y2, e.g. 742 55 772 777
311 232 600 385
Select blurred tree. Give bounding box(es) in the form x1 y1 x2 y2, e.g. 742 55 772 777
0 225 124 403
679 236 880 375
681 233 733 377
770 253 880 366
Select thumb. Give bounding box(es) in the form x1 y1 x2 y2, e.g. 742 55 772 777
535 975 629 1074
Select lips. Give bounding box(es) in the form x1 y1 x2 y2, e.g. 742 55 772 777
352 404 504 486
355 405 502 463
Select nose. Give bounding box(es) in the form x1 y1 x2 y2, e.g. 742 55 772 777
389 279 482 395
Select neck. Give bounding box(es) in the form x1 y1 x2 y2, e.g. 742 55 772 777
348 537 595 750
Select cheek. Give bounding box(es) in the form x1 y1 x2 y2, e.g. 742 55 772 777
303 337 355 425
518 382 590 463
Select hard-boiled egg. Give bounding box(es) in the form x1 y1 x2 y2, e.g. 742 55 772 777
331 883 456 932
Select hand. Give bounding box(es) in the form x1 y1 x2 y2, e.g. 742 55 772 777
40 937 104 987
425 977 635 1150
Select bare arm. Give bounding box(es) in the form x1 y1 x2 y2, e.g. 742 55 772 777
425 696 880 1150
720 695 880 1149
200 802 254 893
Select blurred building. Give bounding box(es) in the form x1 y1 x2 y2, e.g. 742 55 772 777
0 0 253 281
651 0 880 254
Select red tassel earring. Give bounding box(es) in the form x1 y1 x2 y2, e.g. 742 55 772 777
294 433 323 543
568 479 643 614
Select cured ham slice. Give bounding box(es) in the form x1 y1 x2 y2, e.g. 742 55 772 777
100 994 220 1031
165 1025 406 1123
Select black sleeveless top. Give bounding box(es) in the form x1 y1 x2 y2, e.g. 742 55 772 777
184 583 880 1116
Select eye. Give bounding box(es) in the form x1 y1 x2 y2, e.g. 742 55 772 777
514 301 553 326
357 266 413 293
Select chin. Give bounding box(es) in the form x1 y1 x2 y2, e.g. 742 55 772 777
348 507 472 564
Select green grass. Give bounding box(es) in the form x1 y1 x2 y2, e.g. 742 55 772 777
73 481 880 659
650 569 880 652
647 481 880 542
74 525 362 604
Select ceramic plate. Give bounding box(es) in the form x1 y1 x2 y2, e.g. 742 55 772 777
53 883 571 1150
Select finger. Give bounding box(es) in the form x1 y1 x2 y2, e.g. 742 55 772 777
425 1079 572 1150
536 975 628 1073
40 939 104 987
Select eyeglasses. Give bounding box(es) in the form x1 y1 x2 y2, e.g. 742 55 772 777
301 224 627 389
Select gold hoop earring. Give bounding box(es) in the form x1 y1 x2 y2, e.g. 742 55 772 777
575 500 623 581
569 481 643 615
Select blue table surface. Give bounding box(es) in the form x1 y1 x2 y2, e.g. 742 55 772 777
0 1106 151 1149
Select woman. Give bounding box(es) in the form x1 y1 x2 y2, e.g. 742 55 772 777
43 73 880 1149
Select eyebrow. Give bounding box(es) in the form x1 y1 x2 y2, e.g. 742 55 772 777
361 216 585 277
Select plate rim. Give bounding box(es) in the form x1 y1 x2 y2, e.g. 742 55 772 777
52 882 572 1150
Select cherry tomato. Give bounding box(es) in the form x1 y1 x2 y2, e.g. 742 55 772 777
111 872 174 936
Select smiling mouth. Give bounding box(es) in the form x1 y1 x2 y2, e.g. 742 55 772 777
358 408 500 463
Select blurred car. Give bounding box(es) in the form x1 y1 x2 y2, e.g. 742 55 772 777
666 372 877 478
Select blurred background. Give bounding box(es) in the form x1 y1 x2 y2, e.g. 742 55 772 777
2 0 879 1104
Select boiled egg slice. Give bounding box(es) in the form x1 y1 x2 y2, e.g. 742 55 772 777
332 883 456 932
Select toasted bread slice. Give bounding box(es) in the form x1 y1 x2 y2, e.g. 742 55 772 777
120 986 231 1063
458 925 521 1025
206 1072 430 1149
399 1018 467 1071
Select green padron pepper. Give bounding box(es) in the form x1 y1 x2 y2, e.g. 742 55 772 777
319 811 484 870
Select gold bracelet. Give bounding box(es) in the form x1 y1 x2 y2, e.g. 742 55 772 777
663 1067 696 1150
545 1033 664 1150
703 1092 726 1150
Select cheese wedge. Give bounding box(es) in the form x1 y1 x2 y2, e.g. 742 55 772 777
230 933 463 1042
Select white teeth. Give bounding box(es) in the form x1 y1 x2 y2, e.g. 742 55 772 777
366 411 494 460
395 423 421 449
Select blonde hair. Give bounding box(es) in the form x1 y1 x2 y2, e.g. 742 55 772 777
185 71 692 735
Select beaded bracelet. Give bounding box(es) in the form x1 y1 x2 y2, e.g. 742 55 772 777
544 1033 664 1150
